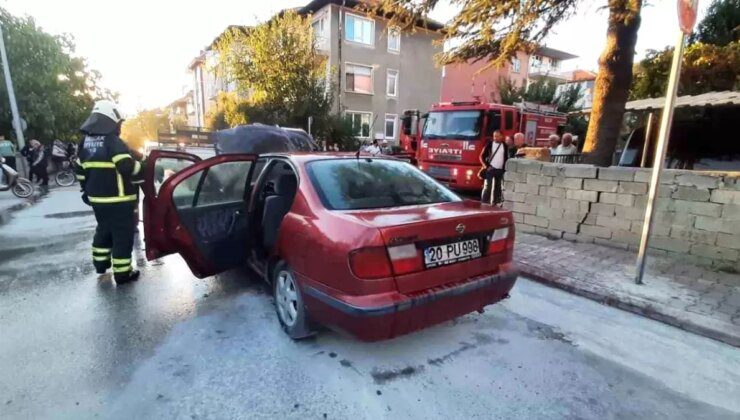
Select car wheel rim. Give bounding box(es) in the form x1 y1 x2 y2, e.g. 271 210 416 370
276 270 298 327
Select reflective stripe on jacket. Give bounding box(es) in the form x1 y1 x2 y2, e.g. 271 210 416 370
76 134 142 204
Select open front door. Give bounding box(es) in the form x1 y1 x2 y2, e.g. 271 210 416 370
148 153 258 278
143 150 202 261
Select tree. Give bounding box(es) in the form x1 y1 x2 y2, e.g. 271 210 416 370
120 109 169 151
215 11 332 128
693 0 740 46
0 7 116 143
371 0 643 166
498 77 525 105
630 41 740 99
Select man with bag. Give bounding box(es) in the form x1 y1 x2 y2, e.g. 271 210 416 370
479 129 508 206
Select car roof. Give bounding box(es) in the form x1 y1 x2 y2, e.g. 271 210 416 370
261 152 401 164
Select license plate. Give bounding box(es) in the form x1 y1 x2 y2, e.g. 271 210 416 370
424 238 481 268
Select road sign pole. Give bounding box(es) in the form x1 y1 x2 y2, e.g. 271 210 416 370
634 31 687 284
0 23 25 149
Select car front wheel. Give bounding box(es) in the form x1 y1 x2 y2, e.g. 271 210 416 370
273 262 313 340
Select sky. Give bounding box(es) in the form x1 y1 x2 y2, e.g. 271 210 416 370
3 0 709 116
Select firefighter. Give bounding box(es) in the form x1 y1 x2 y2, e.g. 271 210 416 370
76 100 143 284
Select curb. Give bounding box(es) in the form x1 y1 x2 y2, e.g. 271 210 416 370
517 260 740 348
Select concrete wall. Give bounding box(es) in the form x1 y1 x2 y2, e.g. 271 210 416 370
504 159 740 271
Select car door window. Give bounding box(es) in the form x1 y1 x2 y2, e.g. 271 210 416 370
172 161 252 209
154 158 195 196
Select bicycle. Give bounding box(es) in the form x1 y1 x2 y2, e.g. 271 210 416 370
54 156 77 187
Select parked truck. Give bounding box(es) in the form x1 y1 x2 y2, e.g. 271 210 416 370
401 101 566 192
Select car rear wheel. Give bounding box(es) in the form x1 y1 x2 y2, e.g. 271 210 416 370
273 262 313 340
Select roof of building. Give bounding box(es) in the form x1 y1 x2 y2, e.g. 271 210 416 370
534 46 578 61
579 90 740 113
297 0 445 31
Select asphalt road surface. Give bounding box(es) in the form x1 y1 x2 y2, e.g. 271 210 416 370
0 187 738 420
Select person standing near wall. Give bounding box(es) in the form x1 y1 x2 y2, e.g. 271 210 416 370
479 129 508 206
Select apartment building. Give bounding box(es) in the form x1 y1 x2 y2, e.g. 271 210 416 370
299 0 444 143
440 47 578 103
188 26 245 128
554 69 598 110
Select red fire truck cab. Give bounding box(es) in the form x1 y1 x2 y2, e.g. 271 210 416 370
413 101 566 192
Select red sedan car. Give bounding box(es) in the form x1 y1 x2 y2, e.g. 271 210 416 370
142 151 518 341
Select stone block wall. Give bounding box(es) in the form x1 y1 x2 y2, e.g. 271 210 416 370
503 159 740 271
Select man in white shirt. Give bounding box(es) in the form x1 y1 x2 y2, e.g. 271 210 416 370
548 134 560 155
554 133 578 155
479 130 507 205
365 139 382 156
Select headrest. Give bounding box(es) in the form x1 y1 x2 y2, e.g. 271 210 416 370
275 174 297 195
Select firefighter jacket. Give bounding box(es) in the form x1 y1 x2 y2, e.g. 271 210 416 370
76 134 142 205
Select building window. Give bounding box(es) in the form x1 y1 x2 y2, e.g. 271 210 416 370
550 59 559 71
345 13 374 46
346 111 372 138
387 28 400 52
386 69 398 97
385 114 397 139
345 63 373 94
511 58 520 73
312 16 328 50
530 55 542 69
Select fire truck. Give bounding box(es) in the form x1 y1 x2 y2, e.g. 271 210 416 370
400 101 566 192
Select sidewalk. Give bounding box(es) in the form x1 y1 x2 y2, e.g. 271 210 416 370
515 232 740 347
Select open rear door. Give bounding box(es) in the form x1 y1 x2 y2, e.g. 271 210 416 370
146 153 258 278
143 150 202 261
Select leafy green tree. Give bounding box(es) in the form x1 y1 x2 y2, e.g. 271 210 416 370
692 0 740 46
497 77 525 105
555 83 585 112
215 11 332 128
630 41 740 99
522 78 558 104
371 0 643 166
120 109 169 150
0 7 116 144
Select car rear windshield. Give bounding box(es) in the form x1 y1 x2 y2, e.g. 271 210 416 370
423 110 482 140
307 159 461 210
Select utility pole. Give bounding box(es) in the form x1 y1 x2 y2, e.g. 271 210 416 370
0 22 25 149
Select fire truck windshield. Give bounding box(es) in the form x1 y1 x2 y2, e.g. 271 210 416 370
422 110 482 140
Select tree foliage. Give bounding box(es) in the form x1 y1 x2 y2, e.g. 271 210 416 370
0 7 116 144
497 76 583 112
692 0 740 46
215 11 332 127
120 109 169 150
630 41 740 99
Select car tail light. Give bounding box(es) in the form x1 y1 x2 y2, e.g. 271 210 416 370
486 227 510 254
387 243 422 275
349 247 393 279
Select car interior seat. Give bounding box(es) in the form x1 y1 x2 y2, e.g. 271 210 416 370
262 173 297 249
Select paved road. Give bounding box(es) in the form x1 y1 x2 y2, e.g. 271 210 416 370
0 188 739 420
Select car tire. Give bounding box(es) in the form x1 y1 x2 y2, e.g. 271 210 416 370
272 261 314 340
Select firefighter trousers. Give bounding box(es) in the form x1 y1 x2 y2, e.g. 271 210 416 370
91 202 136 278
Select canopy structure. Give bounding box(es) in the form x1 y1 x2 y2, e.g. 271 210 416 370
214 124 318 155
575 90 740 114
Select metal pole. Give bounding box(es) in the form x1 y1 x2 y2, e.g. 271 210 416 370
0 23 25 149
635 31 686 284
640 111 655 168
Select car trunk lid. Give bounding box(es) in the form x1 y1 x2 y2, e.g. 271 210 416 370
342 201 513 293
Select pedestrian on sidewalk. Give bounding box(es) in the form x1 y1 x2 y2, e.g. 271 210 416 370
29 139 49 188
0 135 16 171
77 100 143 285
548 134 560 155
509 132 526 158
479 129 508 206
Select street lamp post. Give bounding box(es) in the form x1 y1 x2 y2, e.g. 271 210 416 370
0 22 25 149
